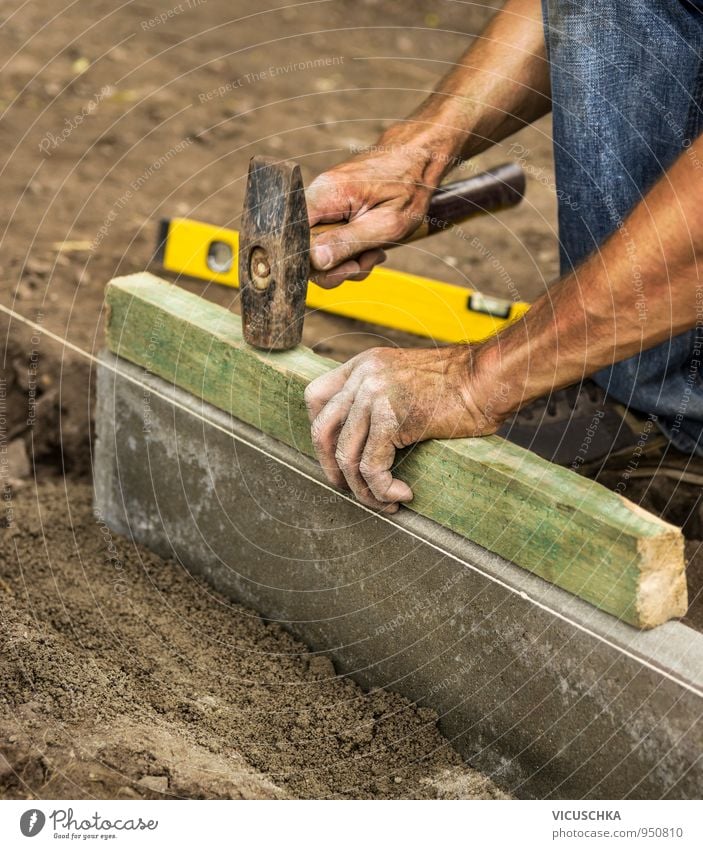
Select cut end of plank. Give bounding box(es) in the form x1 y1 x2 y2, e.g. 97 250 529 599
616 497 688 628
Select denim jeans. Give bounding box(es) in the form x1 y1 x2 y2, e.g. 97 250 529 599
542 0 703 453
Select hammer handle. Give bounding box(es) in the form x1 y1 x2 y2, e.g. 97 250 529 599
311 162 525 247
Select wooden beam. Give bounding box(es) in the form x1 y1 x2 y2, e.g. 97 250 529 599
105 272 687 628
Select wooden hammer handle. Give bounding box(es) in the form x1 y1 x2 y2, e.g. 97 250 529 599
310 162 525 247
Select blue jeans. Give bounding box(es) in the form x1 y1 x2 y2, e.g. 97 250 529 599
543 0 703 453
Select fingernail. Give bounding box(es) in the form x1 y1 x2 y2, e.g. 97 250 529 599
313 245 334 270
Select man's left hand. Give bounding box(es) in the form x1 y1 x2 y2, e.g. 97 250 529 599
304 346 501 512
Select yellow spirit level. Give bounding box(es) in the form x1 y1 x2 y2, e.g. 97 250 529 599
155 217 529 344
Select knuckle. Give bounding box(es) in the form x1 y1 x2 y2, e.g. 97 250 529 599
304 384 317 408
368 345 391 362
307 172 339 196
357 378 390 407
358 348 383 372
310 419 325 447
358 459 376 480
322 232 344 252
364 376 385 395
334 448 352 470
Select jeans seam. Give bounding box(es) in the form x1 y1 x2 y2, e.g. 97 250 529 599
685 59 703 141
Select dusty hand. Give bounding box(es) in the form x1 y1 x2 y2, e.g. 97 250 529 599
305 146 438 288
304 346 503 512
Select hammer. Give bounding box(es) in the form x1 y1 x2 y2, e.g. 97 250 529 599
239 155 525 350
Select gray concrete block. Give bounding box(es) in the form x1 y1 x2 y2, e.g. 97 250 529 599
94 351 703 799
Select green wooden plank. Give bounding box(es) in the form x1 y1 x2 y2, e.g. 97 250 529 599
105 272 687 627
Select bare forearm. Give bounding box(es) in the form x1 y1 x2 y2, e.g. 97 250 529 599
477 136 703 416
380 0 551 187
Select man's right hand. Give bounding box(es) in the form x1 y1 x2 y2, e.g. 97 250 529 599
305 0 550 289
305 144 439 288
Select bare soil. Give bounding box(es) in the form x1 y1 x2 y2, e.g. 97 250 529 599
0 480 505 800
0 0 701 800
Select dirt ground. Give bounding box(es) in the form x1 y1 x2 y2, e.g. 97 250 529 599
0 480 506 799
0 0 701 800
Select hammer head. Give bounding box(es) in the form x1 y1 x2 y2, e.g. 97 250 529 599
238 155 311 350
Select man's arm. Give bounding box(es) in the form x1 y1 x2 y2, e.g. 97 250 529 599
305 136 703 512
306 0 550 287
480 137 703 412
391 0 551 164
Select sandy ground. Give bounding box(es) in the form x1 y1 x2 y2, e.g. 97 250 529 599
0 480 506 800
0 0 701 799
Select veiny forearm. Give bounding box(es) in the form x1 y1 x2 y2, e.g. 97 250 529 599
476 136 703 416
380 0 551 187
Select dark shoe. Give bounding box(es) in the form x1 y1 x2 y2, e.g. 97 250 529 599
497 379 668 471
498 380 703 537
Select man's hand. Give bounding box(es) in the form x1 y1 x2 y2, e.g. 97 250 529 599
306 145 439 288
304 345 503 512
304 0 550 289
